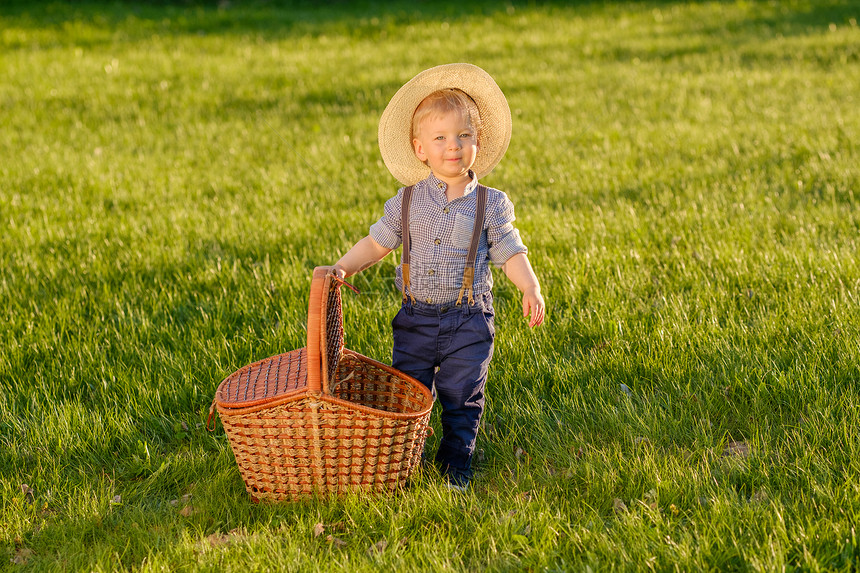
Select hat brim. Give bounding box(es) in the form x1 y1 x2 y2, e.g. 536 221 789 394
378 63 512 186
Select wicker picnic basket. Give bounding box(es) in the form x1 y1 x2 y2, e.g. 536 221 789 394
208 266 433 502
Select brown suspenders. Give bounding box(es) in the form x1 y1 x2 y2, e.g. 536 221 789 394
400 184 488 306
457 184 488 306
400 185 416 304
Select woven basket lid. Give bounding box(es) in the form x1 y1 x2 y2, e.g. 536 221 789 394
215 268 345 409
214 348 310 409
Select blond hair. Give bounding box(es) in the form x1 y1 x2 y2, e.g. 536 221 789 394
411 88 482 141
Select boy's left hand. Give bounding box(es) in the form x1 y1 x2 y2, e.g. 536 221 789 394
522 287 545 328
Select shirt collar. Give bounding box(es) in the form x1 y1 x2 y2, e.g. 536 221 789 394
425 170 479 197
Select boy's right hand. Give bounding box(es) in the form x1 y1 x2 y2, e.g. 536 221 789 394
522 287 545 328
332 264 347 280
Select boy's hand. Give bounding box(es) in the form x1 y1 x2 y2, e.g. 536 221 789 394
332 264 347 280
522 287 545 328
502 254 545 328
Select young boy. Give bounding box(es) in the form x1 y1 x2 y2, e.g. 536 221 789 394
333 63 544 491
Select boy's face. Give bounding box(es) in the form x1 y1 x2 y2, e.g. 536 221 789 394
412 110 478 185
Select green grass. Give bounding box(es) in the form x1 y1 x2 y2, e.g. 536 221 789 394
2 0 860 570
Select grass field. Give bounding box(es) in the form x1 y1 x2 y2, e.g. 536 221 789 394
2 0 860 570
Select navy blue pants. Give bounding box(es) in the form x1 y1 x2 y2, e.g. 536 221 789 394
392 293 495 473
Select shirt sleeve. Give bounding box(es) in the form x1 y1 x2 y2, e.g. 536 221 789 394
369 187 404 250
486 190 528 266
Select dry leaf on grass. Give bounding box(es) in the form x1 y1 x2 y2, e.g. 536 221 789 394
613 498 628 514
202 528 243 549
643 489 658 510
326 535 347 548
179 505 195 517
313 522 348 537
723 441 751 458
169 494 192 507
11 548 34 565
592 340 611 353
367 539 387 555
205 532 231 547
514 447 530 463
110 495 122 505
473 448 486 465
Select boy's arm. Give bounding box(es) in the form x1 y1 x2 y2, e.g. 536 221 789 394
501 253 545 328
333 235 392 278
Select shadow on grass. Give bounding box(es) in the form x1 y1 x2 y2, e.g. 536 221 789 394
2 0 856 47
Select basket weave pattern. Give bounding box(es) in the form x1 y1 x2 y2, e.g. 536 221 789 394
211 267 432 502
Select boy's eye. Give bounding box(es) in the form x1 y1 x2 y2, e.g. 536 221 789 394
459 133 473 139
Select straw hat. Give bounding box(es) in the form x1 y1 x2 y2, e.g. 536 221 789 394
378 63 512 186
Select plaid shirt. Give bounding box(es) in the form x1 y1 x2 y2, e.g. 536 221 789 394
370 172 528 305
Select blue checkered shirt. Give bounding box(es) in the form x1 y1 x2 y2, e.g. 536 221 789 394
370 172 528 305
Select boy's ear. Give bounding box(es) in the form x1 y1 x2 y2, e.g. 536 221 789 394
413 138 427 162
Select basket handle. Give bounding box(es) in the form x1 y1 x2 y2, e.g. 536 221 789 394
306 267 328 395
307 267 360 395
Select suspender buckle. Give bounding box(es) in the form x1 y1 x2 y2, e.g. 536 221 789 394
401 262 416 304
456 266 476 306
